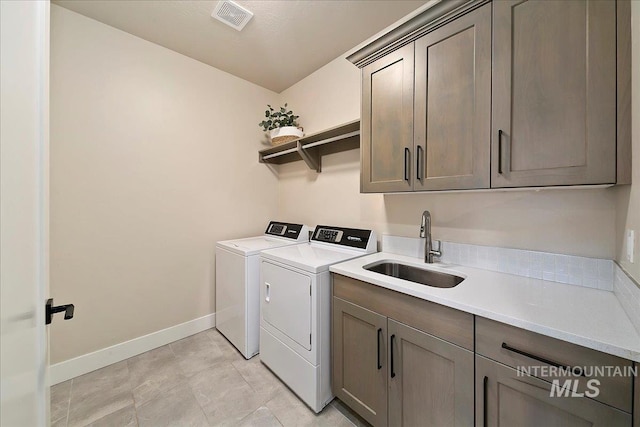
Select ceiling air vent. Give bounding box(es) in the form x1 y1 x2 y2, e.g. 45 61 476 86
212 1 254 31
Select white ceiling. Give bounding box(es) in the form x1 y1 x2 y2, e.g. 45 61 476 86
53 0 428 93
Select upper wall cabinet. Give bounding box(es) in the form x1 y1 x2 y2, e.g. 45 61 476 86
414 4 491 191
361 44 414 193
491 0 616 188
349 0 631 193
361 4 490 193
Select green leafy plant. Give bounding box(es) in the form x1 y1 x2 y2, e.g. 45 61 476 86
258 103 299 131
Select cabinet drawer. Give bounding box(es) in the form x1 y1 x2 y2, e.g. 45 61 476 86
332 273 473 350
476 317 633 412
477 355 631 427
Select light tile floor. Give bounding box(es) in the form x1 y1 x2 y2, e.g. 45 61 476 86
51 328 369 427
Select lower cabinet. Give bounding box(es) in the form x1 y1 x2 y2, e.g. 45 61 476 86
476 355 631 427
332 295 474 427
332 297 388 426
332 274 636 427
388 319 474 427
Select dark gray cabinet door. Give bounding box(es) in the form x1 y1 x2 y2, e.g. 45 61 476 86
361 43 414 193
476 355 631 427
491 0 616 187
414 3 491 191
332 297 388 427
388 319 474 427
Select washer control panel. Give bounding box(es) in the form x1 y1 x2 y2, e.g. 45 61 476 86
267 223 287 236
265 221 306 240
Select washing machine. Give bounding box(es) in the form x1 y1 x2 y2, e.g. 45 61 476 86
259 225 377 412
215 221 309 359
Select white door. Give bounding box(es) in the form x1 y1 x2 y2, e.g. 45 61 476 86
1 0 50 425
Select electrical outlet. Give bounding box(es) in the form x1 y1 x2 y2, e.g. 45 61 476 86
626 229 635 263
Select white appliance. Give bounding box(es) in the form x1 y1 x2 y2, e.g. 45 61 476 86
216 221 309 359
259 225 377 412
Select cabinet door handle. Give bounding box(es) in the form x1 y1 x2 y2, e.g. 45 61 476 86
497 130 503 174
483 376 488 426
416 145 423 181
390 334 396 378
377 328 382 370
265 283 270 302
403 148 410 181
501 343 584 376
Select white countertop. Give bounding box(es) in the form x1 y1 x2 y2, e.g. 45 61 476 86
330 252 640 362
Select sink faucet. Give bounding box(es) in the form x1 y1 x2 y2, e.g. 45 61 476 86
420 210 441 263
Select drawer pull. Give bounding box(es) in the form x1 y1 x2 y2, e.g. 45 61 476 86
501 342 585 377
377 328 382 370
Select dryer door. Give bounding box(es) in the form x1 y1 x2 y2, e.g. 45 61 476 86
261 261 311 350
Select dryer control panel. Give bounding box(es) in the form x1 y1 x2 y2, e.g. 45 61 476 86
312 225 375 251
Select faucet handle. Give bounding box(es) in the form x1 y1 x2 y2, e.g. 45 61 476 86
430 240 442 258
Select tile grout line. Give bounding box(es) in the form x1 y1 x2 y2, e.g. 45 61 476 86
238 406 284 427
329 400 360 427
130 385 139 427
123 358 137 427
64 379 73 427
265 397 289 427
178 330 233 426
124 357 141 426
229 360 256 393
212 330 287 423
185 383 210 426
183 371 212 426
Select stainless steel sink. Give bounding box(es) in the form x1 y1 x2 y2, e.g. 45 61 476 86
363 261 464 288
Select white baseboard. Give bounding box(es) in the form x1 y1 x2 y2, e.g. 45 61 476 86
49 313 216 385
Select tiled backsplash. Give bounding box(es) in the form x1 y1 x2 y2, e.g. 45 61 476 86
381 235 613 291
613 264 640 335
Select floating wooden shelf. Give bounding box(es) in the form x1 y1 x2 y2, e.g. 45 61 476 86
259 120 360 172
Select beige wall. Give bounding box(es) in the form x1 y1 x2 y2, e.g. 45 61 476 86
50 5 279 363
616 1 640 283
277 52 617 260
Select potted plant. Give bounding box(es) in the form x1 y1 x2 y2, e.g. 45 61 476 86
259 103 303 145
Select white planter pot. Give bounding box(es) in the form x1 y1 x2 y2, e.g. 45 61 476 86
270 126 303 145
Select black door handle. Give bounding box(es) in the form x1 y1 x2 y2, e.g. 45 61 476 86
46 298 75 325
416 145 423 181
497 129 503 174
403 148 410 181
390 334 396 378
483 376 488 426
377 328 382 370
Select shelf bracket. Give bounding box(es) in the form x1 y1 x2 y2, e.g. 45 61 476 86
296 141 321 172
